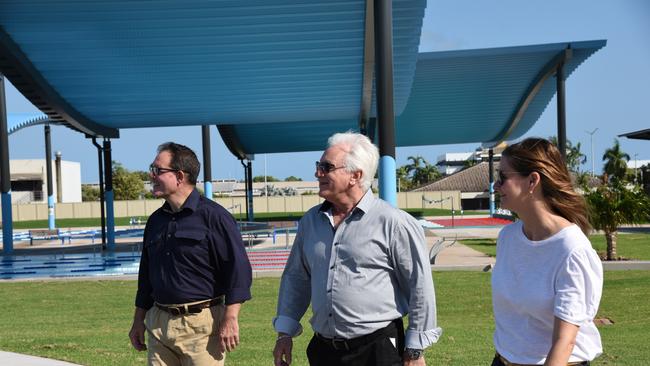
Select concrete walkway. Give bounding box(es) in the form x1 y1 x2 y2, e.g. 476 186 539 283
0 351 82 366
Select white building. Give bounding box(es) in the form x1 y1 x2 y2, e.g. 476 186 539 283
9 159 82 203
435 144 505 175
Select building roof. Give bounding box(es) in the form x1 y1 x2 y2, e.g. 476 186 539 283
413 161 499 193
619 129 650 141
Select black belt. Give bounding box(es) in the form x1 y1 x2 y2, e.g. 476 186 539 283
155 296 225 316
315 318 402 351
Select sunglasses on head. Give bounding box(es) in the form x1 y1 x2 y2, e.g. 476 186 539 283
149 164 181 176
315 161 345 174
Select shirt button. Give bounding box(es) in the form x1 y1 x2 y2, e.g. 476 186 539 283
167 234 171 238
329 313 332 317
327 289 332 293
166 252 170 255
171 217 175 221
334 242 339 246
330 265 334 270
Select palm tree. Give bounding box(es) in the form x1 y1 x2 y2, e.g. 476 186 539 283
586 181 650 260
396 165 410 191
404 156 440 187
548 136 586 173
405 156 426 177
602 139 630 182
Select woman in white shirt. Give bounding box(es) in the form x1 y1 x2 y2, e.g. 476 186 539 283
491 138 603 366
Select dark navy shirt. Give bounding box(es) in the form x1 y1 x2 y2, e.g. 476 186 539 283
135 189 252 309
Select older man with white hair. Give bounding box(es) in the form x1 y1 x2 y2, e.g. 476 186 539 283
272 132 442 366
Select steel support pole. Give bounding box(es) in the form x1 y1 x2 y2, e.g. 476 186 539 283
103 139 115 251
489 148 495 216
246 161 254 221
0 75 13 254
201 125 212 199
91 138 106 246
556 61 567 161
55 151 62 203
44 125 55 229
374 0 397 206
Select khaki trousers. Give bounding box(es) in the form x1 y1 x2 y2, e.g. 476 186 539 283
145 303 226 366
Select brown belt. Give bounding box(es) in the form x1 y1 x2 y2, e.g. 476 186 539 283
155 296 225 316
496 353 588 366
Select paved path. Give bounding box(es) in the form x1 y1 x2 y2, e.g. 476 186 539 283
0 351 82 366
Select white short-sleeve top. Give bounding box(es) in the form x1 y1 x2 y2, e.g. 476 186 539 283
492 221 603 364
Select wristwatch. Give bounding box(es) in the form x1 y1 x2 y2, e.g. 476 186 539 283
405 348 423 360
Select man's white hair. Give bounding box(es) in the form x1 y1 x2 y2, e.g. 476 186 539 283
327 131 379 191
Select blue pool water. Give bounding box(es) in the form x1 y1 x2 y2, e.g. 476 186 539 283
1 252 141 280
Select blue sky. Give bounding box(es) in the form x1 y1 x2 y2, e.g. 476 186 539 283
5 0 649 183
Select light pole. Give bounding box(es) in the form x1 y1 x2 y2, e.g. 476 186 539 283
586 128 598 176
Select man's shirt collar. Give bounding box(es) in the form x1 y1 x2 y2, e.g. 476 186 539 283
162 188 200 214
318 189 375 214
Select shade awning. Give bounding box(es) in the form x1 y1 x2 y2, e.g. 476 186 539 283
0 0 426 137
219 40 606 157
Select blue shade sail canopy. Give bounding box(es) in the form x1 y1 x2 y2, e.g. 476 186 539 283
0 0 426 137
6 112 53 134
220 40 606 158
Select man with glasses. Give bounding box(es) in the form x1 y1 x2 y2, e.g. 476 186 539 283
273 132 441 366
129 142 252 365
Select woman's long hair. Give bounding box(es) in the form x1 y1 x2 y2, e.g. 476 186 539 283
503 138 591 235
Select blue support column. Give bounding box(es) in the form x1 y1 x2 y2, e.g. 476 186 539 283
374 0 397 206
103 139 115 251
1 194 12 254
44 124 55 229
489 148 495 216
379 156 397 206
246 160 254 221
0 74 13 254
202 125 213 199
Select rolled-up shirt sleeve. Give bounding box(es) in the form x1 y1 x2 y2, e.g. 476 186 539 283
214 214 253 305
273 226 310 337
392 213 443 349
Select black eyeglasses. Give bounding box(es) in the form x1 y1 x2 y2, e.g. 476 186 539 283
496 170 524 184
149 165 180 176
315 161 345 174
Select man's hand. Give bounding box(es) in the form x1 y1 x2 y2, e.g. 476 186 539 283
273 335 293 366
404 357 426 366
219 304 241 352
129 308 147 351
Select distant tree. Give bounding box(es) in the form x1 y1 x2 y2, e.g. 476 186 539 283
134 170 150 181
549 136 586 173
586 180 650 260
253 175 279 183
602 139 630 182
112 161 145 200
396 156 441 190
412 164 441 187
405 156 441 187
463 158 478 169
396 165 411 191
81 185 100 201
284 176 303 182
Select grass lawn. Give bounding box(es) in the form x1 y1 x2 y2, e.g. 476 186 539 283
0 271 648 365
462 233 650 260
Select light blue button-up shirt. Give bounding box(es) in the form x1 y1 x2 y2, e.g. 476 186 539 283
273 190 442 349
